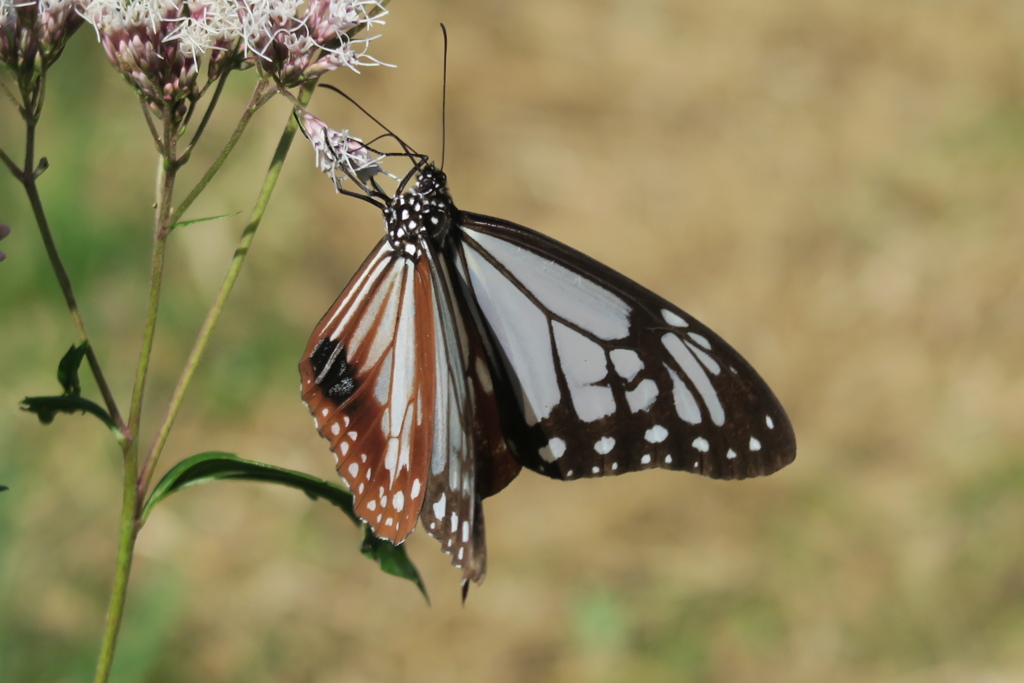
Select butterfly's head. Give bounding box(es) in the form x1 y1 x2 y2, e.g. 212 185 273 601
412 163 450 200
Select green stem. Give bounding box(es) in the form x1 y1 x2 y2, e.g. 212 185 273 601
94 109 179 683
180 70 232 165
139 80 314 495
92 442 138 683
126 129 175 443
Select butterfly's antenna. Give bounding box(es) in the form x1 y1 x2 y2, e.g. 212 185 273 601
318 83 422 165
439 23 449 171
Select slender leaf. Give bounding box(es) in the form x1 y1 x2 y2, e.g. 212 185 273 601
142 451 356 522
169 210 242 232
144 452 427 599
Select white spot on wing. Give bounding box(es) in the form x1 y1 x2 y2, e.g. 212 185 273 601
665 454 673 464
692 437 710 452
644 425 668 443
553 321 615 422
367 500 376 511
384 439 400 485
432 493 446 520
666 365 701 424
766 415 775 429
750 437 761 451
539 437 567 463
727 449 737 460
461 521 469 543
594 436 615 455
411 478 422 499
347 462 359 478
687 332 712 350
331 423 340 436
626 378 658 413
475 356 493 394
662 309 688 327
610 348 643 382
393 490 405 512
640 454 652 465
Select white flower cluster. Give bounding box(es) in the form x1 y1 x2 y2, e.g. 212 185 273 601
77 0 388 103
236 0 389 83
162 0 241 58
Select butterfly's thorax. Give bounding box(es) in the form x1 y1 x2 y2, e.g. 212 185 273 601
384 166 456 257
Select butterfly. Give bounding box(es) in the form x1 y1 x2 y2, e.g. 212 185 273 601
299 150 796 595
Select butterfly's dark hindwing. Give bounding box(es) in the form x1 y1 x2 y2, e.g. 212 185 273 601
453 211 796 482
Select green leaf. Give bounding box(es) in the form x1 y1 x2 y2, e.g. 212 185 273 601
0 485 8 493
56 342 89 396
361 527 429 603
143 452 428 600
142 451 356 523
20 395 120 440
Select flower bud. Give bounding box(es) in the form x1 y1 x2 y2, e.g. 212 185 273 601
1 0 85 76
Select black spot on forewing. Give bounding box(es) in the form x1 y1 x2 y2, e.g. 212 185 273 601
308 337 357 405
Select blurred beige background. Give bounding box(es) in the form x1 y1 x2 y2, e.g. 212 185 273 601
2 1 1023 681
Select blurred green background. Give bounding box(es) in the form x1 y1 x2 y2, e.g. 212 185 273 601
2 1 1023 681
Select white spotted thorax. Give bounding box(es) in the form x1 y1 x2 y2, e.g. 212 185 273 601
299 153 796 596
384 165 455 257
